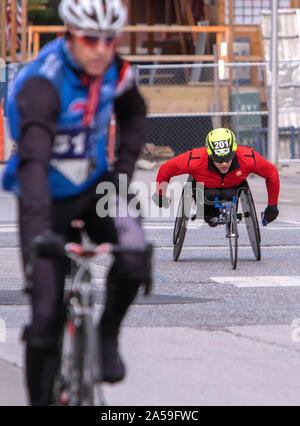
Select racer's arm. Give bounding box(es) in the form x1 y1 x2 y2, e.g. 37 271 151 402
114 59 146 181
250 150 280 205
156 151 192 195
16 77 60 238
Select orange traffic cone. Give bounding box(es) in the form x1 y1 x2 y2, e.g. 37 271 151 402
108 115 116 165
0 98 4 162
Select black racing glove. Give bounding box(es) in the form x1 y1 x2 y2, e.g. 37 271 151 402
263 204 279 224
152 192 170 208
30 230 66 258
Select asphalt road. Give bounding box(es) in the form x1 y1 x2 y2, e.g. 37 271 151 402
1 164 300 406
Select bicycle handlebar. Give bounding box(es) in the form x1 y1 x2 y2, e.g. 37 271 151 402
26 241 153 296
65 242 149 258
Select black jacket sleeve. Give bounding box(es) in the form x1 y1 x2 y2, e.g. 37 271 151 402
17 77 60 239
113 58 147 180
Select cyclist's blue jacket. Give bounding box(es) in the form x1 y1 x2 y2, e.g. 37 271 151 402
2 37 146 200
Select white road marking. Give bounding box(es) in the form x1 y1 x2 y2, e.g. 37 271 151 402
280 220 300 225
143 223 204 229
156 245 300 250
1 221 300 232
210 276 300 288
0 226 18 233
2 224 300 232
263 226 300 230
142 222 300 231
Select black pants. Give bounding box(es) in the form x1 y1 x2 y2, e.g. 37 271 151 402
203 187 239 219
192 179 248 221
19 182 147 405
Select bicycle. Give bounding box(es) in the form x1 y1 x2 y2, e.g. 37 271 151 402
25 221 152 406
173 176 261 269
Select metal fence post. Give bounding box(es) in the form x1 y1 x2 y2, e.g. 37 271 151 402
268 0 279 165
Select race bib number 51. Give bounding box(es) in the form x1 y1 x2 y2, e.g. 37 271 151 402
52 127 92 159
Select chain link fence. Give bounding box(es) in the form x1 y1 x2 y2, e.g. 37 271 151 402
136 62 300 161
2 61 300 161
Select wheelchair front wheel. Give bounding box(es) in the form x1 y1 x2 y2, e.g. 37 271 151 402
227 204 238 270
173 194 189 261
173 181 193 261
239 189 261 261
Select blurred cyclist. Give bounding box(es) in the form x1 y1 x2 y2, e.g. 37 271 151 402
153 128 280 225
2 0 151 405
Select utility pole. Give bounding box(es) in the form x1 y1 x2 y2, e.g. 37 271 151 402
268 0 279 165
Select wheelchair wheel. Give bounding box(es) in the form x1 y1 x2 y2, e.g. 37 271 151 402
173 193 184 245
228 204 238 270
173 183 192 261
239 188 261 261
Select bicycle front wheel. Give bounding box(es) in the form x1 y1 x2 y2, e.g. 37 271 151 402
81 315 105 406
228 204 238 270
53 315 84 406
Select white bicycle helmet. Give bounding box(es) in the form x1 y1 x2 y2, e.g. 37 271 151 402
59 0 127 33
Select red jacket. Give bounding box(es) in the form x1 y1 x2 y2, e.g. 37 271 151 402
156 146 280 206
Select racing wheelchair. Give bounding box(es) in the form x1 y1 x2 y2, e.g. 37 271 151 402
173 175 261 269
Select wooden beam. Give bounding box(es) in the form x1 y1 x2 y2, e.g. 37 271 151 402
28 25 231 62
213 44 222 127
129 0 136 55
218 0 225 25
165 0 172 25
27 24 32 58
183 0 197 43
33 31 40 57
146 0 154 55
291 0 300 7
234 25 260 33
21 0 27 62
122 54 215 62
28 24 230 34
124 25 230 33
28 26 66 33
0 0 6 61
228 0 234 87
228 0 234 63
11 0 17 62
233 55 263 62
174 0 187 56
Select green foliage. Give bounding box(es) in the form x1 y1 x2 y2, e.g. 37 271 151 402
28 0 48 6
27 0 63 26
27 0 63 46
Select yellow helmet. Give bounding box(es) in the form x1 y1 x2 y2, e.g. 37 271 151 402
206 128 237 163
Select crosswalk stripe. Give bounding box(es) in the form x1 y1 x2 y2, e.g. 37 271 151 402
210 276 300 288
156 245 300 250
1 222 300 233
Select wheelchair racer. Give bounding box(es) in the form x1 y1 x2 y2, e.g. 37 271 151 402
153 128 280 226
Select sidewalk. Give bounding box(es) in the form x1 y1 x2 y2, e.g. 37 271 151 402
0 359 26 406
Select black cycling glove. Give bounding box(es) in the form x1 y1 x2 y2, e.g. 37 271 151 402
263 204 279 224
30 230 66 258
